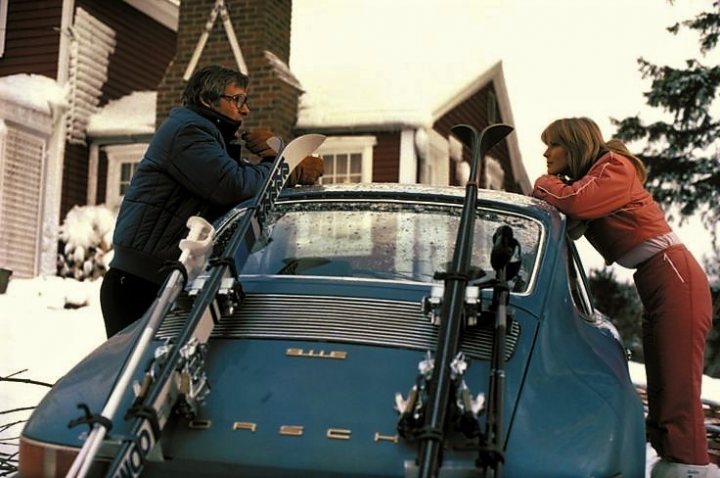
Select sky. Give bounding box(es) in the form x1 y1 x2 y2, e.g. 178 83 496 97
291 0 720 282
291 0 715 177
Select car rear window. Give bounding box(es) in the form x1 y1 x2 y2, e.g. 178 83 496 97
236 201 541 293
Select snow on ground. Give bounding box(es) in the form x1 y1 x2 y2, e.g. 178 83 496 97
0 276 105 467
0 276 718 475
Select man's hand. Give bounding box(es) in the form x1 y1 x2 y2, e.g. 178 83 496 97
287 155 324 187
241 129 276 158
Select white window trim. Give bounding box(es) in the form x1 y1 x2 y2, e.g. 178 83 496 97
485 154 504 190
315 135 376 183
104 143 147 210
0 0 8 58
421 129 450 186
398 129 416 184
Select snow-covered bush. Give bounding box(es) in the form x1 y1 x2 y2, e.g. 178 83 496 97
57 205 116 281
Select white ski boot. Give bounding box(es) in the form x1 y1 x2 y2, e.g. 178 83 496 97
651 460 720 478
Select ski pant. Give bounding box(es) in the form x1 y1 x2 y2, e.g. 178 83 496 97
634 244 712 465
100 267 161 338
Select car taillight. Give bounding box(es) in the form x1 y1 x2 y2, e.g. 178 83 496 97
18 436 78 478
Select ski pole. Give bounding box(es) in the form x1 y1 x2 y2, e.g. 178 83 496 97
417 123 513 478
480 225 518 477
66 216 214 478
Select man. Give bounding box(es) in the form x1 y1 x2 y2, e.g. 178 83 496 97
100 65 322 337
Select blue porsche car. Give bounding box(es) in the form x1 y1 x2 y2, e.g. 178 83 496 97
19 182 645 477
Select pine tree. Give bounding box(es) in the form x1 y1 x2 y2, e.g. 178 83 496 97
611 5 720 377
613 5 720 243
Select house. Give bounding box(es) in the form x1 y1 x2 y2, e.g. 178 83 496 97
0 0 529 278
0 0 176 278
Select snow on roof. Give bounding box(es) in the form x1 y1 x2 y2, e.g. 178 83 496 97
87 91 157 137
0 74 68 114
265 50 303 91
290 0 504 130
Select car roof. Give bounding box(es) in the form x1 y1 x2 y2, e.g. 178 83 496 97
279 183 558 221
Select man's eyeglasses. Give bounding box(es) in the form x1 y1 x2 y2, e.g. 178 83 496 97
220 94 248 108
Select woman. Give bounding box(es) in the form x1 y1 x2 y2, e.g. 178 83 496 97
531 117 713 477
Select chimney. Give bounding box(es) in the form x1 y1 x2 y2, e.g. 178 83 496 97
156 0 300 140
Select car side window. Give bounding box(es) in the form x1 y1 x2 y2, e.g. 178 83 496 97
566 240 594 318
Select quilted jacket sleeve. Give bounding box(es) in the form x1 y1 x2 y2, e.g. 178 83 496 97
167 121 272 207
531 153 635 220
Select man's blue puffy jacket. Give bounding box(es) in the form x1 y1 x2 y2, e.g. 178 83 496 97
110 106 272 284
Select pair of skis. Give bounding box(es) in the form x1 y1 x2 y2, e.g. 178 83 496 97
409 123 515 478
66 134 325 478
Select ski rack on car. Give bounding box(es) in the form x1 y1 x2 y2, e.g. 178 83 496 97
396 123 515 478
66 134 325 478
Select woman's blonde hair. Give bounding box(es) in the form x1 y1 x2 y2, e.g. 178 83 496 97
541 117 647 182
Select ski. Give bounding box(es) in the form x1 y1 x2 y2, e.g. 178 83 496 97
69 133 325 478
66 215 215 478
413 123 514 478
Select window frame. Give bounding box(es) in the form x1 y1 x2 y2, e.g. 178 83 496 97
103 143 147 210
566 239 595 318
315 136 376 184
235 199 542 293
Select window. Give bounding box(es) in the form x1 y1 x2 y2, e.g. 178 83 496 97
567 241 594 317
236 200 542 291
315 136 376 184
104 143 147 210
0 124 46 277
322 152 362 184
120 161 139 196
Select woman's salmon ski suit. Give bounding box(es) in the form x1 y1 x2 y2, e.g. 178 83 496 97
532 151 712 465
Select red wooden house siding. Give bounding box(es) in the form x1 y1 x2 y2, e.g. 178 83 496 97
372 132 401 183
59 0 176 219
0 0 62 78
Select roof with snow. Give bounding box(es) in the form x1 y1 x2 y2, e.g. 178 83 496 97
86 91 157 137
0 74 68 114
289 0 509 130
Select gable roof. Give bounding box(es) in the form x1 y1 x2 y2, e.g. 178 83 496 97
289 0 510 131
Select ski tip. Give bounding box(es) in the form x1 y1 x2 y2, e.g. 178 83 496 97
278 133 327 171
450 124 478 148
267 136 284 154
479 123 514 153
295 133 326 152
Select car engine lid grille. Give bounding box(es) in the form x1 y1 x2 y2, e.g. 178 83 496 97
157 294 520 361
